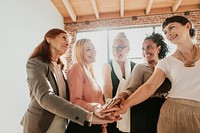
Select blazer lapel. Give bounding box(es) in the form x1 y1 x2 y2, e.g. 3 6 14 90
48 63 69 100
48 64 59 95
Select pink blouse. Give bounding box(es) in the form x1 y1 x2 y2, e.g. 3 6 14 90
67 63 104 112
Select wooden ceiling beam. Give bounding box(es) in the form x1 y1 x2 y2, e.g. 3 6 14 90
176 5 200 12
62 0 77 22
172 0 183 12
64 5 200 24
146 0 154 15
120 0 124 17
91 0 99 19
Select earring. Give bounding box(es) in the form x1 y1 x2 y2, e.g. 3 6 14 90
47 40 51 44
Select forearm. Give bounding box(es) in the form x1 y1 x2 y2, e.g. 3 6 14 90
123 84 156 108
36 93 89 126
103 84 112 99
72 98 100 112
117 92 129 99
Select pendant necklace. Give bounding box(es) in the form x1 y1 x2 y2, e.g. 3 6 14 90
177 45 196 67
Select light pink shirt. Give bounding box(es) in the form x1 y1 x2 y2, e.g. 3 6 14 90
67 63 104 112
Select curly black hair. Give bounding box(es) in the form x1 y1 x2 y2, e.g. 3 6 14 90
144 33 169 59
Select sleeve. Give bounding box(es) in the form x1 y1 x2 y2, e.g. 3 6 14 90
124 64 144 96
27 58 88 126
67 64 97 111
156 58 168 76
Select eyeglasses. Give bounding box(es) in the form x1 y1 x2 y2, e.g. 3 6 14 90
112 45 129 51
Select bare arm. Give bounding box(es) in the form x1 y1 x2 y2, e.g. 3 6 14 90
121 68 166 110
124 64 144 96
102 64 145 110
102 63 113 100
103 67 167 114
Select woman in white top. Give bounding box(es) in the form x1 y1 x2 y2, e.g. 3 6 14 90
103 15 200 133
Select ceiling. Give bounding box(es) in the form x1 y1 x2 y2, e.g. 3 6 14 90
51 0 200 24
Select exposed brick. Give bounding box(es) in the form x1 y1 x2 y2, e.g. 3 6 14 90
64 11 200 73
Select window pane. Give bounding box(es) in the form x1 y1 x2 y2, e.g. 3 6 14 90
108 27 155 63
76 26 177 86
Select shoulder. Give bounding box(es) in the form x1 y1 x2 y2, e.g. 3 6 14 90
102 63 112 72
133 63 146 71
158 56 173 64
68 63 84 74
156 56 174 74
26 57 49 77
27 57 48 70
28 57 41 64
69 63 82 70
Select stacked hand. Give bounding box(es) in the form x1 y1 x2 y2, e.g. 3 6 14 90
91 103 122 125
91 92 131 125
100 94 130 117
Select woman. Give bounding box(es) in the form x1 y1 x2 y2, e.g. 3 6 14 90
106 16 200 133
113 33 171 133
66 38 108 133
102 32 136 133
21 29 114 133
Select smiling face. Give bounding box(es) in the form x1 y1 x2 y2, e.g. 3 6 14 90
83 40 96 65
49 33 69 58
142 39 160 64
112 40 130 62
163 22 191 45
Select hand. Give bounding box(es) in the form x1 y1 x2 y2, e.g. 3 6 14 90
101 104 121 114
93 104 105 118
101 94 126 113
103 98 129 117
94 104 122 121
92 114 116 125
115 100 129 115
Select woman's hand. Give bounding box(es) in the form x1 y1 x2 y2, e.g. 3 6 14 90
116 99 129 115
91 113 121 125
93 103 122 120
93 104 106 118
101 93 127 113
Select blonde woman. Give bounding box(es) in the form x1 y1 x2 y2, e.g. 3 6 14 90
21 29 114 133
66 38 109 133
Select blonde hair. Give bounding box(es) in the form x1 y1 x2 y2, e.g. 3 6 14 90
113 32 129 46
73 38 95 78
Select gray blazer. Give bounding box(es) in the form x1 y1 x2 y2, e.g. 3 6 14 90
21 57 89 133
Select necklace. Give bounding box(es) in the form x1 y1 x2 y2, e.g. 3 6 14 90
177 45 197 67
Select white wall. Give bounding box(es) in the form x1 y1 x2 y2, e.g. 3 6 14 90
0 0 64 132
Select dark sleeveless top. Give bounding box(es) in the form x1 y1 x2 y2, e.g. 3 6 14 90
109 60 136 98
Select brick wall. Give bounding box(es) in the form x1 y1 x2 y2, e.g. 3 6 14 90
64 11 200 73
